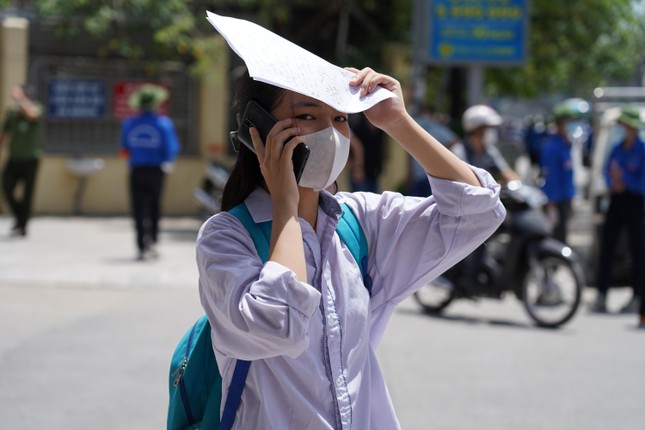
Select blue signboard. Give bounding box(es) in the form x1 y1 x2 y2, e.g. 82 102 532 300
48 79 106 118
428 0 528 64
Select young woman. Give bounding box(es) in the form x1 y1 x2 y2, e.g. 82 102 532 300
197 67 506 429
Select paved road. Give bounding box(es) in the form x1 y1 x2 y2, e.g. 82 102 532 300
0 212 643 430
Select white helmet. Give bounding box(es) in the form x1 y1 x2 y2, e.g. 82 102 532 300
462 105 502 133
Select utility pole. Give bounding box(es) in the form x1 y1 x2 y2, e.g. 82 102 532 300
410 0 428 117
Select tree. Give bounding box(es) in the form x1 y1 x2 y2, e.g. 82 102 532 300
486 0 645 98
0 0 411 78
2 0 642 100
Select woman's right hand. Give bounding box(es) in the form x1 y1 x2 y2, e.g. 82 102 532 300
347 67 408 133
250 119 302 212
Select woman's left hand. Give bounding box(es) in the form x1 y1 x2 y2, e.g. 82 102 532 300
347 67 407 132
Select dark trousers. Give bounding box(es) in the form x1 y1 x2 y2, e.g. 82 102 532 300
130 166 165 252
596 193 644 298
553 199 572 245
2 158 40 231
465 242 487 290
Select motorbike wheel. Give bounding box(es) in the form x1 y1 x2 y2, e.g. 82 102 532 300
521 255 582 328
413 275 455 314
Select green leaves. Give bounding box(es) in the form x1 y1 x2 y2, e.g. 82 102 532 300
10 0 644 98
488 0 645 97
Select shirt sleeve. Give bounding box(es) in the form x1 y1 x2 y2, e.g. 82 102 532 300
197 212 322 361
340 166 506 341
120 119 130 150
603 146 613 188
160 116 180 162
540 140 562 202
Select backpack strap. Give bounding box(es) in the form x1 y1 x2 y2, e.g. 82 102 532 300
220 201 371 428
219 360 250 430
228 203 271 262
337 202 372 296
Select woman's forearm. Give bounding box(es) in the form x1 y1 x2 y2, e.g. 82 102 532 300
269 212 307 282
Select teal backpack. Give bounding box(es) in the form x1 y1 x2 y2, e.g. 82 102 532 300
167 201 371 430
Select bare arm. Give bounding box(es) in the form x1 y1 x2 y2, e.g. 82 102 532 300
250 121 308 282
501 168 521 183
12 87 40 121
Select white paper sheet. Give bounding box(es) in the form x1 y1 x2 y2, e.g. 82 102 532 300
206 11 396 114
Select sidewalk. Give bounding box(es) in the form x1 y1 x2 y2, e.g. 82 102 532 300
0 215 203 290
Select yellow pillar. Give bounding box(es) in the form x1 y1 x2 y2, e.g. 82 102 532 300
0 17 29 214
0 17 29 117
380 42 411 192
197 36 232 162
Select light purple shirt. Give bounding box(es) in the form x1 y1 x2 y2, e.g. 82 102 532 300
197 166 506 429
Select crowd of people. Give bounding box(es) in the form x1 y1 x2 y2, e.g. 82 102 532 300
407 100 645 328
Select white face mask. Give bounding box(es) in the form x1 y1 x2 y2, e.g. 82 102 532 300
614 124 627 143
483 128 498 146
298 126 350 191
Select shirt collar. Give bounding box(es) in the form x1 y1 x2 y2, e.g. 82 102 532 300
244 187 273 223
244 187 343 224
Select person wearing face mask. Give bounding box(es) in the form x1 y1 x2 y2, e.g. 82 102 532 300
539 102 578 244
462 104 520 184
195 65 505 429
591 105 645 319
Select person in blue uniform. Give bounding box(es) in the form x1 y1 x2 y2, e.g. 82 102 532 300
120 84 180 260
591 105 645 315
540 103 577 244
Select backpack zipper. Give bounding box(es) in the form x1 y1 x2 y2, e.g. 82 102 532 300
172 320 200 424
171 356 188 387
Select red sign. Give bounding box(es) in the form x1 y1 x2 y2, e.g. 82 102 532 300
113 81 170 119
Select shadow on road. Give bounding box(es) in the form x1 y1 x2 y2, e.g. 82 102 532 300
419 310 532 330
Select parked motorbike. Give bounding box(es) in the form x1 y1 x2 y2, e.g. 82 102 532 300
413 180 584 328
192 160 231 217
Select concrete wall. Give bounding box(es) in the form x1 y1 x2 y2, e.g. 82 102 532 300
0 17 28 113
32 155 205 215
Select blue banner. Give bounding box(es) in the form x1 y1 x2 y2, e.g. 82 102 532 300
428 0 528 64
48 79 106 118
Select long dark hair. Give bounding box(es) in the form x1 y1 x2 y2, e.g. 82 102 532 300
221 70 286 211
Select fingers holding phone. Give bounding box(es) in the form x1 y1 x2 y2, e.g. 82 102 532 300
249 120 302 203
236 100 310 184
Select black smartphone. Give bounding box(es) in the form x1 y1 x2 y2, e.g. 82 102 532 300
233 100 310 184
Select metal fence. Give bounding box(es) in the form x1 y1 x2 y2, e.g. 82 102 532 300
29 55 198 156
